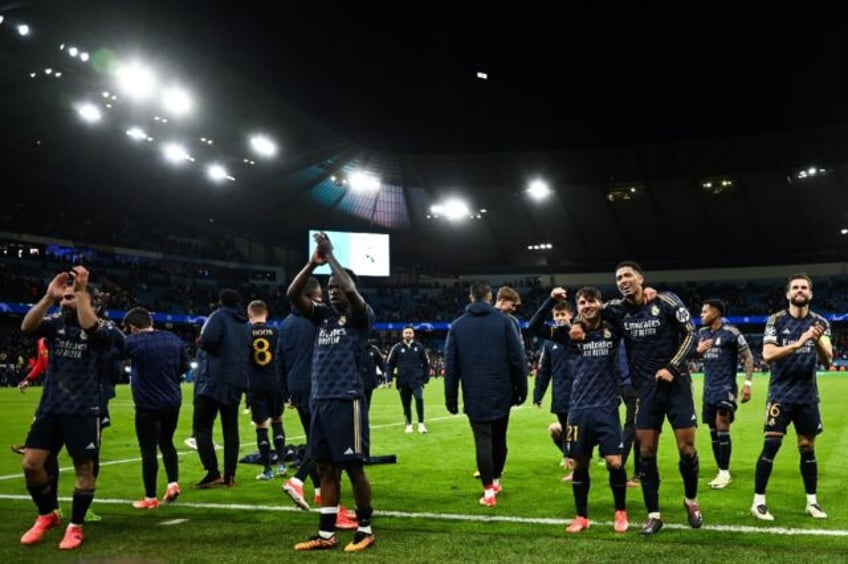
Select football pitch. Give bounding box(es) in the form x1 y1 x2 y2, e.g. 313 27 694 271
0 374 847 563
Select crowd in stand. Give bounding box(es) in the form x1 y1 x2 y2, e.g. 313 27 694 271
0 230 847 386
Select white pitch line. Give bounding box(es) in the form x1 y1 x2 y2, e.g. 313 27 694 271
0 413 470 481
0 494 844 537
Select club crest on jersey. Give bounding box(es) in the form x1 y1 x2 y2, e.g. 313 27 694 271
651 305 660 316
338 316 347 326
715 337 721 345
80 331 88 341
676 307 690 323
603 328 612 339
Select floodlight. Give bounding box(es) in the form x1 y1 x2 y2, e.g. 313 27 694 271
126 127 147 141
115 62 156 100
17 24 29 36
76 103 102 123
349 171 380 193
249 134 277 157
430 198 470 221
79 52 89 62
207 163 233 182
162 142 190 164
68 46 78 57
527 179 552 201
162 87 192 116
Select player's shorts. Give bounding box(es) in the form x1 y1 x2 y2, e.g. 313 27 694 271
566 406 622 459
702 397 738 425
763 401 822 436
310 398 370 464
635 380 698 431
249 389 285 423
26 414 100 460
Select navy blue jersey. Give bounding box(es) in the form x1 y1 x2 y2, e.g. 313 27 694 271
533 339 573 414
124 330 189 410
763 310 830 404
35 315 120 417
603 292 696 395
698 323 749 403
278 311 317 398
249 322 281 393
308 302 375 401
561 322 622 410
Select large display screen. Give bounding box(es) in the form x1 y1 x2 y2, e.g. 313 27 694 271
308 230 390 277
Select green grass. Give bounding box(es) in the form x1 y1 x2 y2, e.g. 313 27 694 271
1 373 847 562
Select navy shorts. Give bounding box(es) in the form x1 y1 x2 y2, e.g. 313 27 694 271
26 414 100 461
310 398 370 464
635 380 698 431
249 389 285 423
763 401 822 436
702 397 737 426
566 407 622 459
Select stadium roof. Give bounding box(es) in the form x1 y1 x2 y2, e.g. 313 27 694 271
1 1 847 275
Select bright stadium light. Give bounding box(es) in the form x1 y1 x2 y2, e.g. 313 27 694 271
430 198 471 221
161 142 191 164
0 15 5 25
207 163 235 182
68 46 79 57
527 178 552 201
126 127 147 141
76 103 102 123
249 134 277 158
115 62 157 100
162 87 193 116
17 24 30 37
79 52 89 62
349 171 380 193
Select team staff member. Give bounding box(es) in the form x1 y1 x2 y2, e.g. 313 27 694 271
194 289 250 488
122 307 189 509
387 326 430 434
445 281 526 508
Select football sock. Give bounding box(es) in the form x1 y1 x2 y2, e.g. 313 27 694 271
755 437 782 494
799 445 817 495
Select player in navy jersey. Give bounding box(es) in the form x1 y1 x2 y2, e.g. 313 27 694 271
247 300 288 481
122 307 190 509
528 300 574 478
281 278 323 511
19 266 122 550
288 231 376 553
544 287 630 534
387 326 430 434
751 273 832 521
694 299 754 490
572 262 700 535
